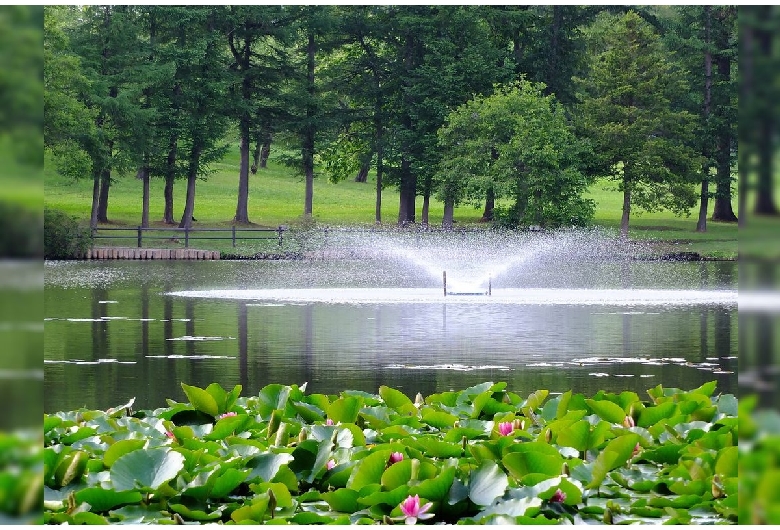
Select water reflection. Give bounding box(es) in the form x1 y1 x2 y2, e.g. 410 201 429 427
44 260 738 413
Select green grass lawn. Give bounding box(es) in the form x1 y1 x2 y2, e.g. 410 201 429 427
44 144 739 258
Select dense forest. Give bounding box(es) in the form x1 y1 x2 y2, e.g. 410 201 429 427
44 5 743 235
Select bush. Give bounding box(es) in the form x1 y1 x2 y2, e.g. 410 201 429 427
0 201 43 258
44 208 92 259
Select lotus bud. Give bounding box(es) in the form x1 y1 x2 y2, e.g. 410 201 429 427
462 436 468 452
267 411 281 438
173 513 185 525
603 508 613 525
453 421 460 428
503 393 512 404
410 458 420 481
622 415 635 428
545 429 552 443
562 462 569 476
415 393 425 408
268 489 277 518
711 475 724 499
298 428 307 443
274 422 289 447
512 418 525 431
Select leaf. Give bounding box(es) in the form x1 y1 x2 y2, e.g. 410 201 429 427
420 408 458 430
379 385 416 414
587 434 640 489
503 442 564 478
586 399 626 424
103 439 146 468
637 402 677 428
715 446 738 479
357 485 409 507
327 396 362 424
181 383 219 417
111 448 185 491
409 465 457 502
381 459 412 491
413 438 463 458
322 488 360 513
54 449 89 488
210 468 251 498
247 452 295 483
348 450 391 491
168 503 223 521
556 419 590 452
231 493 270 523
74 486 143 512
468 460 509 507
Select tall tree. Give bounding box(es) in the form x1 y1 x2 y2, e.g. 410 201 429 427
577 11 702 238
224 5 293 225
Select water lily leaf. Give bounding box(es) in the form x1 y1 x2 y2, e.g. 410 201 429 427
412 438 463 458
210 467 251 498
231 492 270 523
503 442 564 478
587 434 640 489
586 399 626 424
168 503 223 521
475 496 542 521
180 383 219 417
328 396 362 424
292 401 325 423
204 382 227 412
357 484 409 507
381 459 412 491
716 394 738 417
103 439 146 468
62 426 97 445
420 408 458 430
348 450 391 491
715 446 738 478
247 452 295 483
444 426 487 443
111 447 185 491
44 415 62 434
637 402 677 428
54 449 89 488
379 386 416 414
691 380 717 397
291 512 338 524
409 465 457 502
205 414 251 440
556 420 590 452
322 488 360 513
251 482 293 508
73 486 143 512
521 389 549 417
469 460 509 506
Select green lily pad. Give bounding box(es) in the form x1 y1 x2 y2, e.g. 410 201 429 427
468 460 508 506
74 486 143 512
110 447 185 491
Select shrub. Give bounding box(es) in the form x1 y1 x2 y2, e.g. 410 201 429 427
0 201 43 258
44 208 92 259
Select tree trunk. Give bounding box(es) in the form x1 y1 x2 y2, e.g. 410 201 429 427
234 123 251 224
163 134 177 224
374 113 384 225
303 33 316 218
139 167 150 228
179 147 201 229
251 137 261 175
398 157 416 225
696 6 712 233
442 198 455 229
251 130 272 173
711 35 737 222
97 168 111 223
421 192 430 226
90 170 101 230
481 186 495 222
259 137 271 168
620 183 631 238
354 156 371 183
753 18 777 216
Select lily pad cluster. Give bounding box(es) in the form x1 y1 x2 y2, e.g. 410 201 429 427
43 380 740 524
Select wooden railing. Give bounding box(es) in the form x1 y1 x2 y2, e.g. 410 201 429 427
91 226 287 248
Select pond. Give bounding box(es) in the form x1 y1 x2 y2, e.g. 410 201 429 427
44 229 738 413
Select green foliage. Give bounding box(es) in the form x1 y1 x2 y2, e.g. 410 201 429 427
436 80 595 228
41 381 742 525
43 208 92 259
0 201 43 258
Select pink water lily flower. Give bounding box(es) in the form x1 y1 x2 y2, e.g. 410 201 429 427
326 418 334 426
165 431 175 439
326 459 336 470
217 411 237 420
498 421 514 436
396 494 434 525
550 488 566 503
389 452 404 464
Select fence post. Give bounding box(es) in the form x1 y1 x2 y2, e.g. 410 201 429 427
232 225 236 247
277 226 283 247
137 226 142 248
185 226 189 248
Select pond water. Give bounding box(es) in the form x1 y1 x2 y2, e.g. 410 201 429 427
44 229 738 413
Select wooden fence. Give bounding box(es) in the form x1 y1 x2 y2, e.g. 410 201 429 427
90 226 287 249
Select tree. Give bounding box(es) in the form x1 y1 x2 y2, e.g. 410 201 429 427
576 11 702 238
435 80 594 229
224 5 294 225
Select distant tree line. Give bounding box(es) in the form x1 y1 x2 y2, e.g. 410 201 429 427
44 5 745 235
